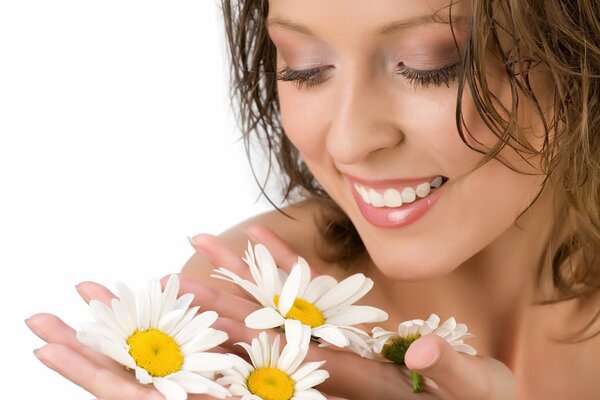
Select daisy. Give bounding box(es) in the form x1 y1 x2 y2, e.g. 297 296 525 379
77 274 232 400
212 241 388 350
218 319 329 400
371 314 477 393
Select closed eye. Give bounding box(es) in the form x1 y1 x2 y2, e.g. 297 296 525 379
276 66 333 90
395 62 461 88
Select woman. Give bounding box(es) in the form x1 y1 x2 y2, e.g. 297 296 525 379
27 0 600 398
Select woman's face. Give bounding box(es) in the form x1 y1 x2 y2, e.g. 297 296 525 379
267 0 551 280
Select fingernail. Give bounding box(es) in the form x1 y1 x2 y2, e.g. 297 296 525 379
26 316 47 340
420 349 441 369
187 236 212 261
34 348 57 371
75 283 91 303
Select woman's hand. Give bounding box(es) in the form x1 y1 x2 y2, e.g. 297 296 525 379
185 224 515 400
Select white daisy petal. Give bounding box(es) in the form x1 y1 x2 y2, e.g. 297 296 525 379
153 377 187 400
278 263 303 316
115 282 138 331
372 327 394 339
173 293 195 311
181 329 228 354
294 369 330 391
137 288 151 330
294 257 313 298
259 329 272 367
244 241 264 288
161 274 180 316
251 334 266 368
111 298 135 336
292 388 327 400
331 278 374 310
228 353 253 379
245 307 286 330
101 340 137 369
237 342 260 368
452 343 478 356
211 268 272 307
148 278 162 328
303 275 338 304
89 300 127 338
324 305 388 326
313 273 367 311
183 353 233 372
290 361 326 382
175 311 219 344
135 366 153 384
371 333 395 353
270 334 281 367
170 371 231 398
158 309 186 334
255 243 280 297
311 325 350 347
169 306 200 336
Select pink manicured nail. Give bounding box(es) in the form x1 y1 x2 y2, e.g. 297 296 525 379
75 283 92 303
34 349 57 371
187 236 213 262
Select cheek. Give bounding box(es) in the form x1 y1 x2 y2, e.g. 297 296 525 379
278 84 328 161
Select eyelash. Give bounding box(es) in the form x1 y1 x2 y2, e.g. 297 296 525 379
276 62 460 90
276 66 332 90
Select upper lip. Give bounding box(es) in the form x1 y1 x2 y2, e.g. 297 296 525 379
343 173 443 189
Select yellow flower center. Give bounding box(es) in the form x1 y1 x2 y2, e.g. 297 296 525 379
273 294 325 328
247 367 295 400
127 329 184 377
381 333 422 365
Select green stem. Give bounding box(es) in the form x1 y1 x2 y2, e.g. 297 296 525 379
411 371 423 393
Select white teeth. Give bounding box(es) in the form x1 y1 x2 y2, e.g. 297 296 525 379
430 176 443 188
415 182 431 198
383 189 402 207
355 184 370 204
354 176 445 208
368 188 385 207
401 187 416 203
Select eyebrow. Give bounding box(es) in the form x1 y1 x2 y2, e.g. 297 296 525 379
266 15 468 36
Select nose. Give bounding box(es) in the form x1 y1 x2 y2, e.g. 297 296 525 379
326 72 404 166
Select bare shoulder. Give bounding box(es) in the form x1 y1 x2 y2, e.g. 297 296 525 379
522 290 600 399
180 200 327 290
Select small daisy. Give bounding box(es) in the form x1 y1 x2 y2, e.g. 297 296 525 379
77 275 232 400
212 241 388 350
371 314 477 393
218 319 329 400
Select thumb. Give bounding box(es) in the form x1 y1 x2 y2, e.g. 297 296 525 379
405 334 514 400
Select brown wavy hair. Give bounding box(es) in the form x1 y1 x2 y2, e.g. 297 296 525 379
220 0 600 340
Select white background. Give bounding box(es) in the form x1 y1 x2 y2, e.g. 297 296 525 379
1 1 273 397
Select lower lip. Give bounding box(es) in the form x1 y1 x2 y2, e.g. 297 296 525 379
352 183 447 229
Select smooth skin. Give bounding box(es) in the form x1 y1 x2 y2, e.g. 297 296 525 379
27 0 600 399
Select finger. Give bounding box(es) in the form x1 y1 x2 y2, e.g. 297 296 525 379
26 313 127 374
244 224 306 272
34 343 164 400
76 281 117 306
188 233 252 279
160 274 260 321
405 334 514 400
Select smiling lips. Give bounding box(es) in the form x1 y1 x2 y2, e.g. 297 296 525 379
353 176 445 208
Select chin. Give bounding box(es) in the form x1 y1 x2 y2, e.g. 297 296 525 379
366 243 462 282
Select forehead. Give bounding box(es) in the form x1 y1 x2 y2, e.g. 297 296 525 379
267 0 471 36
